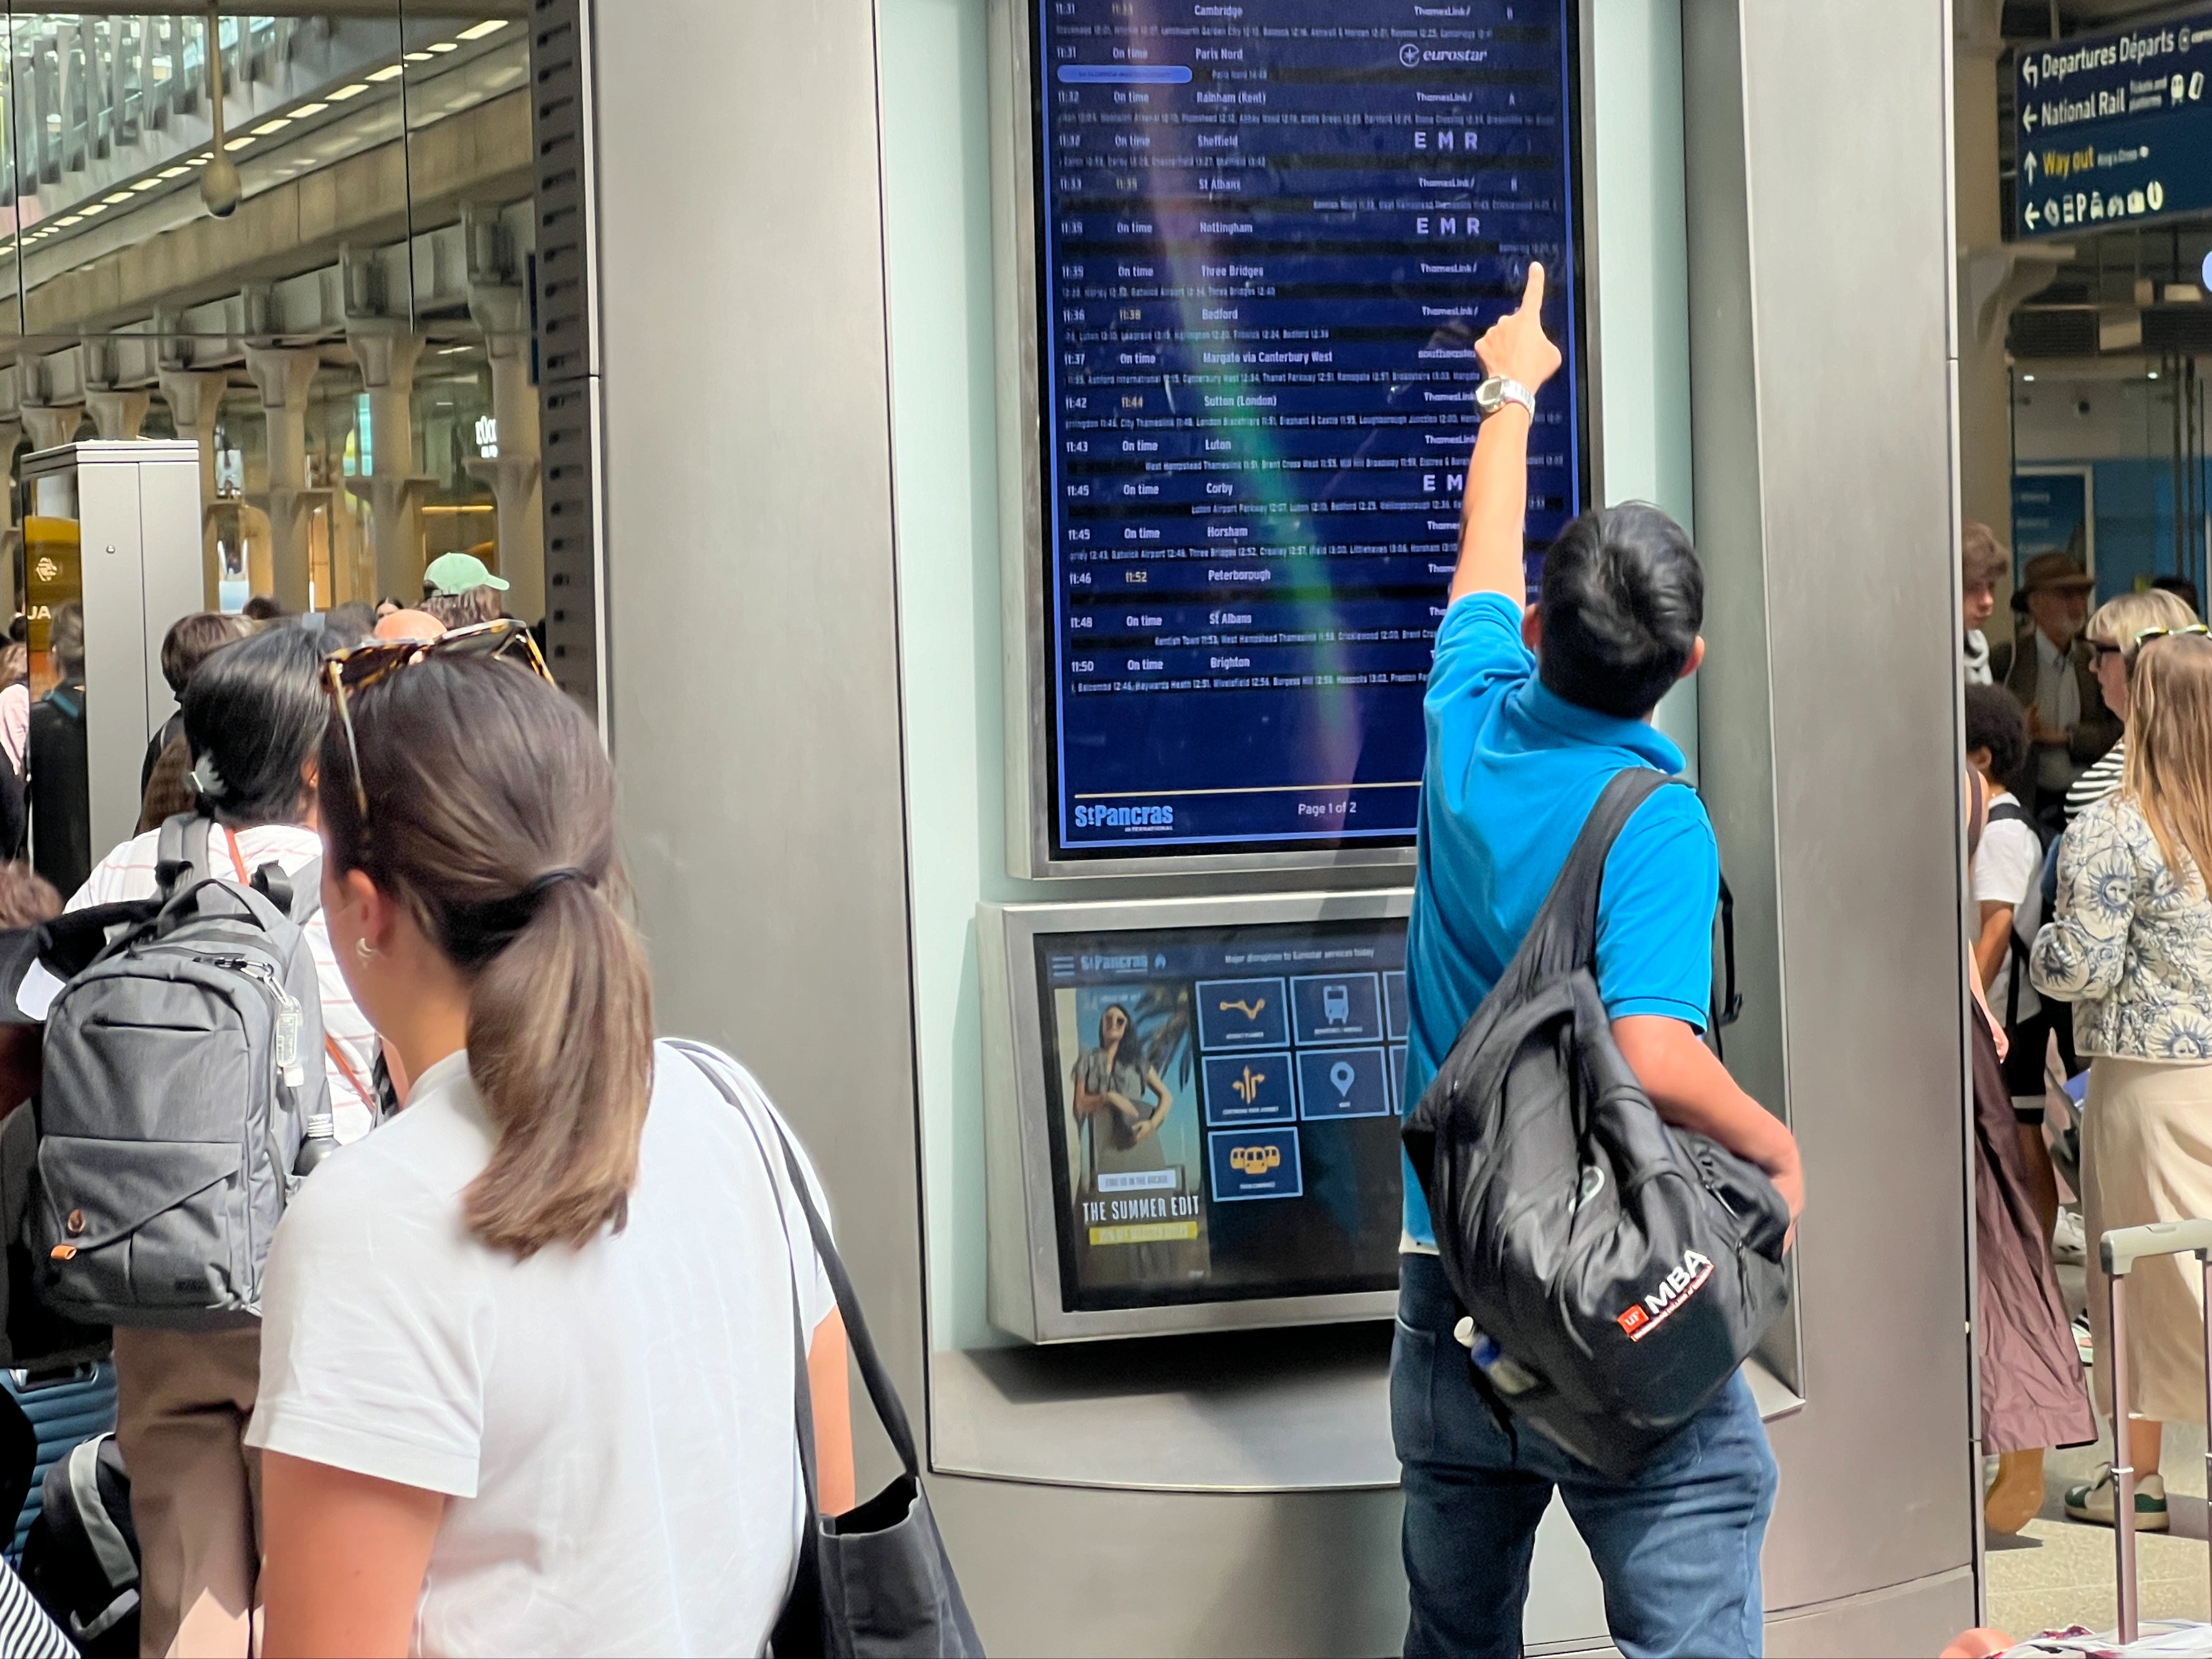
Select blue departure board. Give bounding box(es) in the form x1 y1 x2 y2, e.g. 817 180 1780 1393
1032 0 1586 862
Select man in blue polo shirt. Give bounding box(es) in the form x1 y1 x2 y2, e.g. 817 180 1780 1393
1395 265 1805 1659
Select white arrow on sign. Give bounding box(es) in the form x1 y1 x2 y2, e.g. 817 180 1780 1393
2026 201 2042 229
2025 105 2039 130
2025 59 2040 87
2026 150 2039 182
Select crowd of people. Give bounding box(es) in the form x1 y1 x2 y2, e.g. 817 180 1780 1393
0 273 2185 1659
0 546 870 1659
1959 515 2212 1544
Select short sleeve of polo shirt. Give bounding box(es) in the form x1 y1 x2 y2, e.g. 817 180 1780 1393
1424 592 1532 754
1593 790 1720 1031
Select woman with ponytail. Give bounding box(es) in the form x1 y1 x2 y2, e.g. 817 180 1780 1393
249 630 852 1658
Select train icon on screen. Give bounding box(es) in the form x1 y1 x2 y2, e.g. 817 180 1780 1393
1322 984 1350 1025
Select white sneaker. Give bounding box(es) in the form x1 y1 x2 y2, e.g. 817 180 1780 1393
2073 1312 2094 1366
2053 1208 2087 1264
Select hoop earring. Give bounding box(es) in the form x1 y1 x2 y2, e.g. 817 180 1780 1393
355 939 375 961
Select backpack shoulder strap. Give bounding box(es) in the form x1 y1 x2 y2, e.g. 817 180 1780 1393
154 812 211 900
1519 767 1681 974
1987 799 2032 827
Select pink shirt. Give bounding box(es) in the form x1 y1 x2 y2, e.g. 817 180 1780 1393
0 683 27 775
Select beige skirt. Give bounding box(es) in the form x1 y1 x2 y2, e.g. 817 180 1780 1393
2084 1056 2212 1425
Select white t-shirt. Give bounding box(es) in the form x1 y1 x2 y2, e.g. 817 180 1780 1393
247 1042 837 1658
69 822 380 1142
1974 791 2043 1026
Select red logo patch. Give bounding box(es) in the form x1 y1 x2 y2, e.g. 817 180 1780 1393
1615 1305 1650 1337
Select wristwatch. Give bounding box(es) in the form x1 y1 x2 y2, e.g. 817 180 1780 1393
1474 375 1537 420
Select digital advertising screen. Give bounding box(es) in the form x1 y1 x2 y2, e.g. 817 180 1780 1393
1034 918 1408 1313
1031 0 1587 862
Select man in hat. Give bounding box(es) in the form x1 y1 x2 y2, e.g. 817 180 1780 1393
420 551 509 628
1991 551 2119 826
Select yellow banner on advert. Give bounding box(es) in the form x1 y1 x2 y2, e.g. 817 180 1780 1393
1089 1221 1201 1246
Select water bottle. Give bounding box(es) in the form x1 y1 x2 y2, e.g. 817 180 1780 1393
294 1111 339 1176
1454 1315 1541 1397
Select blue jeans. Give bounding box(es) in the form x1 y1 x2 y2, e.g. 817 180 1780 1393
1393 1253 1778 1658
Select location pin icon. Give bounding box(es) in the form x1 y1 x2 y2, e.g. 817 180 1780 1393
1331 1060 1357 1098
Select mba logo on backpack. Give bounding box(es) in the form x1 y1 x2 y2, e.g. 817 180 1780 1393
29 813 339 1329
1403 769 1792 1479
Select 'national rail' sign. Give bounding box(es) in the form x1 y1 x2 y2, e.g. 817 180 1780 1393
2012 10 2212 238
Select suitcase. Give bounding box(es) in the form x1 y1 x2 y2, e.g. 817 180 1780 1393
0 1361 116 1560
2100 1219 2212 1647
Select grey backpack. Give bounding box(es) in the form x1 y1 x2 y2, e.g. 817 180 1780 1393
29 814 338 1329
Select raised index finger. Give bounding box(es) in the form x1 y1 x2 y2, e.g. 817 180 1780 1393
1517 261 1547 318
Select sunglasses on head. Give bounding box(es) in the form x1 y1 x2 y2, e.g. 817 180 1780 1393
323 618 554 822
2091 623 2211 662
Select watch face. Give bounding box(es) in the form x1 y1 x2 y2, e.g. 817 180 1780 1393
1475 380 1503 414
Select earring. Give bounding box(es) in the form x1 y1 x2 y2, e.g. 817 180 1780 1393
355 939 375 961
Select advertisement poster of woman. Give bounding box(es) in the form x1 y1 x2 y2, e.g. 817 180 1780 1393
1056 984 1210 1292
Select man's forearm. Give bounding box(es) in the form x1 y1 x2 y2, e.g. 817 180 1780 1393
1612 1014 1797 1177
1449 405 1533 605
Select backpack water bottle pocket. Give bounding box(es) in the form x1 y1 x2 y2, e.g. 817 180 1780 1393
31 1138 246 1325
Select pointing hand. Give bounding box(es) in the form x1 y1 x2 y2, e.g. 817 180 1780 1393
1474 262 1564 396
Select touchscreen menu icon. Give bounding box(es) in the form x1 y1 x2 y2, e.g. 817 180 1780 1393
1202 1053 1296 1128
1296 1047 1392 1121
1384 972 1411 1042
1196 978 1291 1050
1291 973 1383 1046
1208 1127 1305 1202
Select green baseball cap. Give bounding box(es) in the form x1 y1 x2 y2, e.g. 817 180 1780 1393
423 551 510 595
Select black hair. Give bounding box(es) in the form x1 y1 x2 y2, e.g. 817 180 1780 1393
319 601 378 649
1536 504 1703 719
181 624 327 827
1963 683 2027 782
2152 575 2203 620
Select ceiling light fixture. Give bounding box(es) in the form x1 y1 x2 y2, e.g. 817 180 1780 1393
200 11 243 217
100 191 132 204
79 203 107 216
366 64 405 82
54 216 80 227
130 178 161 192
250 118 291 135
327 82 370 100
403 51 432 62
158 165 189 179
291 102 327 117
186 155 210 166
458 19 507 39
428 41 458 52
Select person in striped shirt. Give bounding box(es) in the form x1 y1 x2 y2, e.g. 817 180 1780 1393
65 625 380 1659
2065 589 2203 824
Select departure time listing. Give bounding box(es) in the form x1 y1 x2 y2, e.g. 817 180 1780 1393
1037 0 1583 857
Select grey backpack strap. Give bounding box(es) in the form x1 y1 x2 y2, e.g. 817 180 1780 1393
66 1437 140 1611
248 857 322 923
153 812 209 901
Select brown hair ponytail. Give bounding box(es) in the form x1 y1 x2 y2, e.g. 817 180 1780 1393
319 655 655 1256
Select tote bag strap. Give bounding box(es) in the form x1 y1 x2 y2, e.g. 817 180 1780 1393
671 1042 924 1476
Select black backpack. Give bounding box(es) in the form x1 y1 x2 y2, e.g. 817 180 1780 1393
19 1430 136 1657
1402 767 1792 1479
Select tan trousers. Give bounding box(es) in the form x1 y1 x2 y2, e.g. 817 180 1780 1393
2083 1056 2212 1426
113 1327 262 1659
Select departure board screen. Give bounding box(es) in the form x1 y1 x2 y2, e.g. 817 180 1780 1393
1032 0 1586 862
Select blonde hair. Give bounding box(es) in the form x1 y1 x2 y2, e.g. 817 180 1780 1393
1963 522 2009 587
2123 632 2212 891
2087 588 2198 655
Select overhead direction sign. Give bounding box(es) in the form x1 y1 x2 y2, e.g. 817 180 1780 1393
2013 10 2212 238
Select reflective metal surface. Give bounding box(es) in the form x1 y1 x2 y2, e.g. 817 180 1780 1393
1685 0 1976 1646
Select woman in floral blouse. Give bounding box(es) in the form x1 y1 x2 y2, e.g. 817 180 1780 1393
2033 625 2212 1533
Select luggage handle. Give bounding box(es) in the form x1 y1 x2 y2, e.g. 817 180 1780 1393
2101 1219 2212 1643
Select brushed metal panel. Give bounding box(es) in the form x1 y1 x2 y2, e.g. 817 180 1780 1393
588 0 926 1496
1685 0 1977 1617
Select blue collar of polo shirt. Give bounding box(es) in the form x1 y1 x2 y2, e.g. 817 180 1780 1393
1512 677 1686 773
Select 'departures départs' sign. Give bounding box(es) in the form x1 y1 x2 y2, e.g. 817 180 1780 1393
2014 9 2212 238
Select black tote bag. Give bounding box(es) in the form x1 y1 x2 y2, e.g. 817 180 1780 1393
675 1044 984 1659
